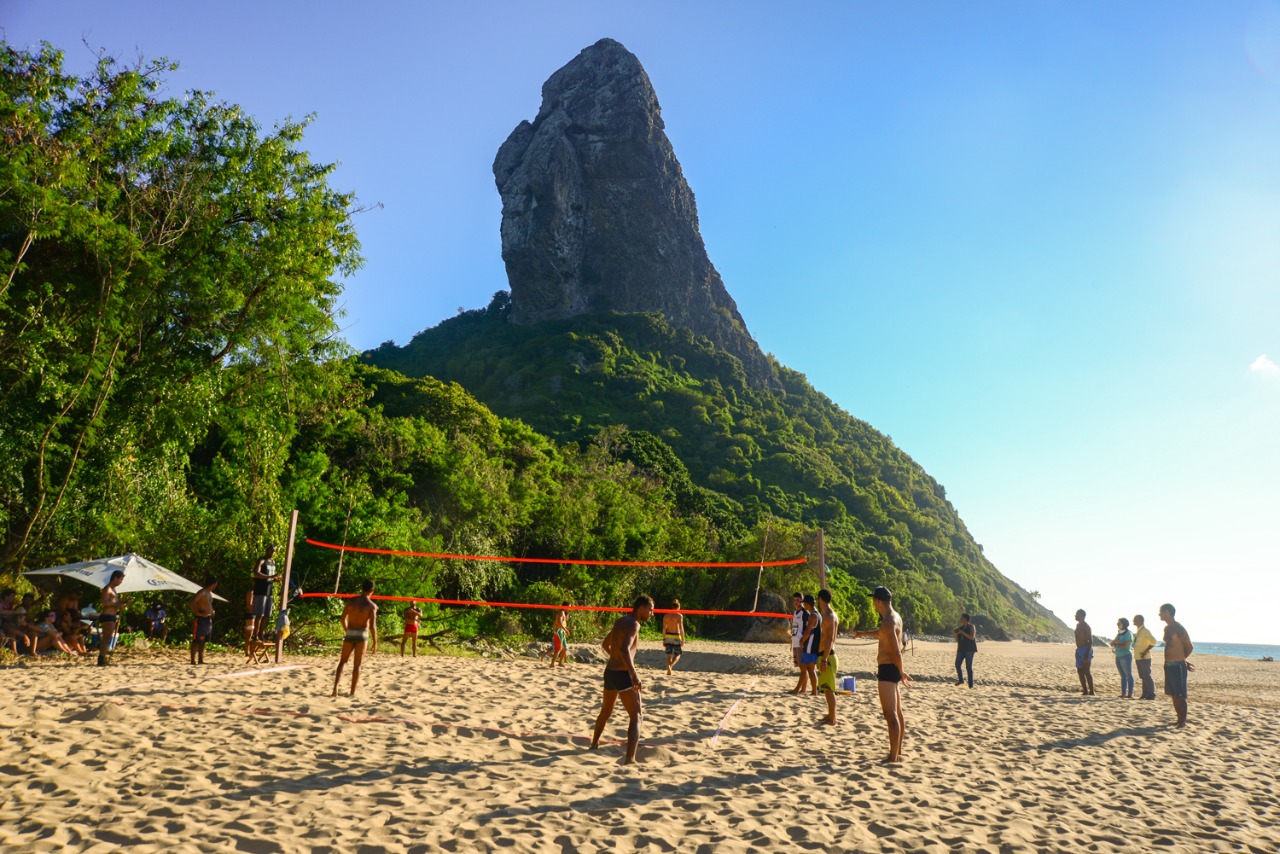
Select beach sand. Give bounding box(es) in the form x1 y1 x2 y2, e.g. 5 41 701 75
2 638 1277 852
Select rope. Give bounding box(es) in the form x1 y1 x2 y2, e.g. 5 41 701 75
297 592 791 619
305 538 806 568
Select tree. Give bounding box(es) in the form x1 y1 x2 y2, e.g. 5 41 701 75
0 43 362 569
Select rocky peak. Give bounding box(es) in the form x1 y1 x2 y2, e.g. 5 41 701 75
493 39 777 388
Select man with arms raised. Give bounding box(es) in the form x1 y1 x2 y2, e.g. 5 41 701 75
853 586 913 763
332 579 378 698
589 595 653 764
1159 603 1193 727
1074 609 1096 696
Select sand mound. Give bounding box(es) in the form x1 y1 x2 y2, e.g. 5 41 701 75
63 703 130 723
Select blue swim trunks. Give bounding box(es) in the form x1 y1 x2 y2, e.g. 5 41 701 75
1075 646 1093 669
1164 661 1188 699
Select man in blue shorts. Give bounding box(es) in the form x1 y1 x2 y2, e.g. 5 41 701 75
1074 609 1095 696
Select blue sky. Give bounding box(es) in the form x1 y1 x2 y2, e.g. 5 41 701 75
7 1 1279 643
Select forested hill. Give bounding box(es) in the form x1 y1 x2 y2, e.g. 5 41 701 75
366 292 1071 640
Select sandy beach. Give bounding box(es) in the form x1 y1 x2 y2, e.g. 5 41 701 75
1 638 1276 853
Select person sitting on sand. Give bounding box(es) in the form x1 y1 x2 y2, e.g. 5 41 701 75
401 603 423 657
1074 609 1095 695
34 610 79 655
143 602 169 642
332 579 378 698
795 594 820 696
1159 603 1193 727
589 595 653 764
56 610 88 655
853 586 912 762
662 600 684 675
190 577 218 666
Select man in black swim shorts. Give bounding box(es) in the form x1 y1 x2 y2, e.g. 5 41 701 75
853 586 913 763
590 595 653 764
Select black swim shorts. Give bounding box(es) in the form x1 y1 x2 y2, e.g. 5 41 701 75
603 668 634 691
877 663 902 683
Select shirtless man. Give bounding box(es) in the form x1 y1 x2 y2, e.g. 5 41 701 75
1159 603 1194 727
401 603 423 657
853 586 913 762
550 604 570 667
332 579 378 698
589 595 653 764
814 589 841 725
189 577 218 665
662 600 685 675
97 570 124 666
1074 609 1095 695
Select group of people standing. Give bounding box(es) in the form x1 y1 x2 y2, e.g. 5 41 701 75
1074 604 1193 726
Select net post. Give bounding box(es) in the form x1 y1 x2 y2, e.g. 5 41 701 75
276 509 299 664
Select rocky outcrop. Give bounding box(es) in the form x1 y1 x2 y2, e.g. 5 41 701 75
493 39 777 388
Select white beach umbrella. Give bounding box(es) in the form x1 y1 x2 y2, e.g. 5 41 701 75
24 553 228 601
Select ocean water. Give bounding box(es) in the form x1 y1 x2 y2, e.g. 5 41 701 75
1191 641 1280 661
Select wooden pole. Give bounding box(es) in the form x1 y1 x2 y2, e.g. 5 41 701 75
818 528 826 591
751 519 771 612
275 509 299 664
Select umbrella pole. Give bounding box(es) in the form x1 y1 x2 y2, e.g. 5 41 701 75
276 509 300 664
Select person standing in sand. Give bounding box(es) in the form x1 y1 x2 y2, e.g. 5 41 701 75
1132 614 1158 700
794 594 819 696
549 604 570 667
401 603 423 657
815 589 840 725
589 595 653 764
662 600 685 674
853 586 912 762
97 570 124 666
189 577 218 665
332 579 378 698
1159 603 1193 727
953 613 977 688
1111 617 1134 698
250 544 279 643
790 591 804 675
1074 609 1095 695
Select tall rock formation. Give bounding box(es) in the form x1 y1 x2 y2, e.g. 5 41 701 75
493 39 777 387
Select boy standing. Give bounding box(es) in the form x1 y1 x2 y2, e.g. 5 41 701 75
662 600 684 674
853 586 912 763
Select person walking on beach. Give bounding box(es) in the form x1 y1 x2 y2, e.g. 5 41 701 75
97 570 124 666
589 595 653 764
189 577 218 666
815 589 840 726
332 579 378 698
1132 614 1158 700
250 544 279 642
953 613 977 688
662 600 685 674
853 586 912 762
1074 609 1095 695
794 594 819 696
401 603 423 657
1112 617 1134 698
1159 603 1193 727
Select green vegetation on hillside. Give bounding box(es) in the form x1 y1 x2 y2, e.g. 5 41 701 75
367 292 1069 639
